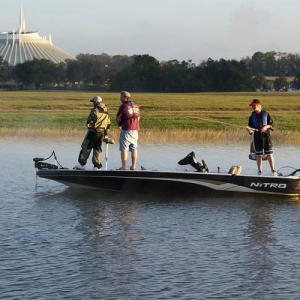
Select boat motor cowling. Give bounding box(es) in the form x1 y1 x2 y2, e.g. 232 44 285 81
178 152 209 173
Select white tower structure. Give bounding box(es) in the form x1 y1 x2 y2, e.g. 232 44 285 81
0 5 76 66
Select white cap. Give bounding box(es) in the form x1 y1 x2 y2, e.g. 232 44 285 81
90 96 102 103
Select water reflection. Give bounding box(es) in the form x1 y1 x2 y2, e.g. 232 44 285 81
61 192 141 265
17 186 300 298
243 199 278 296
3 139 300 298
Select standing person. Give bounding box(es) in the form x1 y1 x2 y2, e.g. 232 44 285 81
116 91 140 170
246 99 277 176
74 96 111 170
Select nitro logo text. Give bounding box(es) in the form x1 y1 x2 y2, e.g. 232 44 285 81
250 182 287 189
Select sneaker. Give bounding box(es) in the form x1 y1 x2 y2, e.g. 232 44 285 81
93 163 102 170
93 166 101 171
73 164 85 170
258 171 262 176
272 170 278 176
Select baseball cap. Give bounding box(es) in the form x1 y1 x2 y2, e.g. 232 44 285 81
121 91 131 98
249 99 260 106
90 96 102 103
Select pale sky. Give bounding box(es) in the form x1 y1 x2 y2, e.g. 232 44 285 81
1 0 299 64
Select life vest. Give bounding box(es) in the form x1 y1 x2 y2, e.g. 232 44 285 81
251 110 267 129
121 101 140 122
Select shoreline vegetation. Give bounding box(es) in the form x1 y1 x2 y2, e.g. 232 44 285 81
0 128 299 145
1 90 300 144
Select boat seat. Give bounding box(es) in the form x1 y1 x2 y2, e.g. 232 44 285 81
249 142 268 161
228 165 242 175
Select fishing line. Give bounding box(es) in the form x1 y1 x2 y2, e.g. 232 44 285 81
196 116 247 130
196 116 260 132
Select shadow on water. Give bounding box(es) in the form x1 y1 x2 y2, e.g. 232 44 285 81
34 182 300 206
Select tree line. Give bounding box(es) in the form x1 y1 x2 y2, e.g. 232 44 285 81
1 51 300 92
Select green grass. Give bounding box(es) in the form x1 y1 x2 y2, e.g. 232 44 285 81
0 111 86 130
1 90 300 138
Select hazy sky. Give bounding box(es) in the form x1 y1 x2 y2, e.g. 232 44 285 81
1 0 299 63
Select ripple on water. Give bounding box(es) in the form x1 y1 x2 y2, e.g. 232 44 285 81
1 140 300 298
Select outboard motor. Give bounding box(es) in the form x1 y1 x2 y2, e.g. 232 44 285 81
178 152 209 173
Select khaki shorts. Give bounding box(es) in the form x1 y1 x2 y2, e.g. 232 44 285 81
119 130 138 152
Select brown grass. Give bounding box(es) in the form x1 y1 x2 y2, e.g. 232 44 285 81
1 127 299 145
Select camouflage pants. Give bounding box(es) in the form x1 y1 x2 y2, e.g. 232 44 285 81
78 131 104 168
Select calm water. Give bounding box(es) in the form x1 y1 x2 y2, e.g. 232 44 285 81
1 139 300 299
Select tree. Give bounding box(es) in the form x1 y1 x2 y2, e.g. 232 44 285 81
160 60 201 92
251 73 267 90
199 58 252 92
130 55 161 91
13 58 61 89
66 60 84 84
0 56 11 82
293 71 300 90
110 55 161 92
274 76 288 91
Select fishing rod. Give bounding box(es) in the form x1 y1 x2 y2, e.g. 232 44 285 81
197 116 255 132
246 126 259 135
197 116 271 134
196 116 245 130
246 125 274 134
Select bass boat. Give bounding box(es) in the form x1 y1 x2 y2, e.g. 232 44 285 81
33 148 300 198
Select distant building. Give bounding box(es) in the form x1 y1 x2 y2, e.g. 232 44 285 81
0 5 76 66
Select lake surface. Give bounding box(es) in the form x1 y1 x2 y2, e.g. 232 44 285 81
1 139 300 299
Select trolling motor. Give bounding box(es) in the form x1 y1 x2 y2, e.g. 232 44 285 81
33 150 67 170
102 137 115 170
177 152 209 173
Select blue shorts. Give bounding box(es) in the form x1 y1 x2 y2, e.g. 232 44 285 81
119 130 138 152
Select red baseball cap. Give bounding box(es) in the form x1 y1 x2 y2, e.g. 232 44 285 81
249 99 260 106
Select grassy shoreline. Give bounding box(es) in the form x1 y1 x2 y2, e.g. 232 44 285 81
1 90 300 144
1 127 299 145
